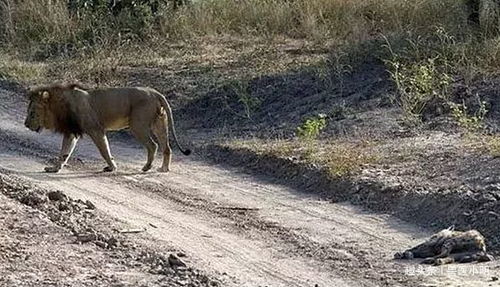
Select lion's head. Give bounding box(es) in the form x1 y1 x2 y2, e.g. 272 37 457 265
24 82 86 135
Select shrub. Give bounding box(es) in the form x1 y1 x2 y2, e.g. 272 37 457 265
387 56 452 125
449 100 488 132
296 114 327 140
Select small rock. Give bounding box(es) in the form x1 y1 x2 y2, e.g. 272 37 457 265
47 190 67 201
47 211 61 222
492 276 499 281
58 202 70 211
107 237 119 248
76 233 97 243
84 200 96 210
94 241 107 248
177 252 186 257
168 254 187 268
20 192 46 206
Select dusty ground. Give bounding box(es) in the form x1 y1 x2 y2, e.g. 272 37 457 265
0 189 193 287
1 79 500 286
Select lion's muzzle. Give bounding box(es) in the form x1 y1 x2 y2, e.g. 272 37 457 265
24 116 41 132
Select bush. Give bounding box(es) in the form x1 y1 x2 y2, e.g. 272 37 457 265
296 114 327 140
449 100 488 132
387 57 452 124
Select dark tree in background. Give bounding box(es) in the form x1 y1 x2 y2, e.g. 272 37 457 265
465 0 480 25
67 0 188 15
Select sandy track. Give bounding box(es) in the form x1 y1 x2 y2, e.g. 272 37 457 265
0 86 497 286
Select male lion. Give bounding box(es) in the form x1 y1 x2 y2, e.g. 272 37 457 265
24 82 191 173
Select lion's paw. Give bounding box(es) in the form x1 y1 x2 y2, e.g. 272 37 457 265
44 166 61 173
157 167 170 173
103 166 116 172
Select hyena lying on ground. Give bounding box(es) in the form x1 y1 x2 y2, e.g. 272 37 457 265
394 227 494 265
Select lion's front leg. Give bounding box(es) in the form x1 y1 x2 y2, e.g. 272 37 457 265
45 134 79 173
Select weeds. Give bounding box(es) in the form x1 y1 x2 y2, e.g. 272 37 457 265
386 56 452 125
485 136 500 157
227 79 261 119
0 55 46 82
296 114 327 141
294 140 377 177
234 139 377 178
0 0 475 56
315 51 352 92
314 59 335 91
321 143 377 177
449 99 488 132
329 102 353 121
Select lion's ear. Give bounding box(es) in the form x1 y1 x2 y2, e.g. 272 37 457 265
41 91 50 100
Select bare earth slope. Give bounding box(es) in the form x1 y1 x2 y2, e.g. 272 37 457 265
0 86 497 286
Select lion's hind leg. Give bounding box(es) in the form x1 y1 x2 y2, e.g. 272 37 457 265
152 115 171 173
130 123 158 172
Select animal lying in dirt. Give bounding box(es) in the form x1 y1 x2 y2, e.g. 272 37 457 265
24 82 191 173
394 227 494 265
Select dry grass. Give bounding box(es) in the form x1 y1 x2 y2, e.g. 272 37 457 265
162 0 467 41
0 55 47 82
1 0 497 85
0 0 74 49
486 136 500 157
231 138 378 178
463 134 500 157
0 0 497 87
0 0 472 56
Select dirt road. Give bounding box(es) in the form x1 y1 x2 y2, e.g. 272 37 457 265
0 86 497 286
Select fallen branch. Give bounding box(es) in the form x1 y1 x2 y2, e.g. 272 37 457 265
119 228 145 234
216 206 259 211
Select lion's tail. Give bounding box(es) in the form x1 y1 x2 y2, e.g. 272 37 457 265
156 93 191 156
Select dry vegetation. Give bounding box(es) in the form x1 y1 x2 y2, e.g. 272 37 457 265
229 138 378 177
0 0 492 82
